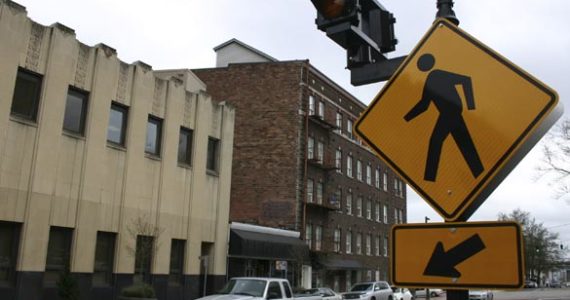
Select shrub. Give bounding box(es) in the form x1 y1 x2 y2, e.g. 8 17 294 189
120 283 156 298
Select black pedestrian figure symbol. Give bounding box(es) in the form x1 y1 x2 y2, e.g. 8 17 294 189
404 53 484 182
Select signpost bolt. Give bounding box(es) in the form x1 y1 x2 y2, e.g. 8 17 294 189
450 227 457 233
452 278 458 283
447 190 452 195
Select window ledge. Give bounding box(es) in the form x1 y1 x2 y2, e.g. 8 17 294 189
145 153 162 161
9 115 38 127
62 131 86 140
106 142 127 152
206 169 219 177
177 163 192 170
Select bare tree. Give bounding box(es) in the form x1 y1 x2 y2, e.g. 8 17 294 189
537 118 570 202
499 209 566 284
125 214 164 283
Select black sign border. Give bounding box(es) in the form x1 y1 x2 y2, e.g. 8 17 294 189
390 222 524 289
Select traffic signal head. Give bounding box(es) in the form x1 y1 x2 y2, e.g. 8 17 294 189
310 0 398 69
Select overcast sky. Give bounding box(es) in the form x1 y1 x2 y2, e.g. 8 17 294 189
15 0 570 247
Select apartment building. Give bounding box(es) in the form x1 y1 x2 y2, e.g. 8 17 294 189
192 39 407 291
0 1 234 299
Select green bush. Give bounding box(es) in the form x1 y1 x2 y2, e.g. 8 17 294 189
120 283 156 298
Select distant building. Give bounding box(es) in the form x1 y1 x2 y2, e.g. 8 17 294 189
192 39 407 290
0 1 234 300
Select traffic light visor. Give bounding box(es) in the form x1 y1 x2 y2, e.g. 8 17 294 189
311 0 355 20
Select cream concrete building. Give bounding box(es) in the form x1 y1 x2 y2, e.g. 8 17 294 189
0 1 235 299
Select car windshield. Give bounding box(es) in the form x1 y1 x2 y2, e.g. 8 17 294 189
350 284 373 292
218 279 267 297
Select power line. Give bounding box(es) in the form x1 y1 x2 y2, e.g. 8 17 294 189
547 222 570 229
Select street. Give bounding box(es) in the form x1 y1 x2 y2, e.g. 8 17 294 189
417 288 570 300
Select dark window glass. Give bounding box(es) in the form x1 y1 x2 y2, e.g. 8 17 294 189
0 222 21 287
134 235 154 283
93 232 116 286
207 137 219 172
11 68 42 121
63 87 88 135
169 239 185 286
178 127 193 165
107 103 128 146
145 116 162 156
45 227 72 286
267 282 283 299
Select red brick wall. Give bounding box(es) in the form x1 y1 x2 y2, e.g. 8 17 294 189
194 62 307 230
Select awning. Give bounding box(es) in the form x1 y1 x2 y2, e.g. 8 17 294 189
229 228 310 262
317 257 366 270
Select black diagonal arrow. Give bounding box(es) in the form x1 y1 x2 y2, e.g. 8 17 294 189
423 234 486 278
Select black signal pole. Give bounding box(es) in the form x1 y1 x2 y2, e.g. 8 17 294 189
435 1 467 300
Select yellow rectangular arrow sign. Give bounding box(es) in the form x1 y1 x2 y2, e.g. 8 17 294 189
391 222 524 289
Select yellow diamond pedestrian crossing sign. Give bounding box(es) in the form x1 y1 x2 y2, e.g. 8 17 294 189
355 19 562 221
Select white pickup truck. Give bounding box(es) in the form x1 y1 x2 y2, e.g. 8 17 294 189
197 277 322 300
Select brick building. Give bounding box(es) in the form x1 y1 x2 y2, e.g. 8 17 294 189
192 39 407 291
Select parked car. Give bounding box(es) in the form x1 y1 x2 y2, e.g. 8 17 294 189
468 290 493 300
342 281 393 300
524 280 538 288
296 288 342 300
391 287 413 300
414 289 444 298
549 281 562 288
196 277 322 300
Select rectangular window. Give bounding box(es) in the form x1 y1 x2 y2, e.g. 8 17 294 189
375 202 380 222
333 229 341 253
45 227 73 286
356 196 362 217
366 165 372 185
346 192 352 215
316 181 323 204
107 102 128 146
317 141 324 163
309 95 315 115
145 115 162 156
383 172 388 191
268 282 283 299
356 160 362 181
169 239 185 286
207 137 220 172
394 208 399 224
333 187 342 209
347 155 353 178
394 178 398 194
307 179 314 203
335 148 342 173
11 68 42 121
318 100 325 118
135 235 154 283
383 236 389 257
375 236 380 256
93 232 116 286
383 205 388 224
346 231 352 254
315 226 322 251
336 112 343 131
347 119 353 139
0 222 21 287
308 137 315 160
399 209 404 224
375 169 380 189
366 199 372 220
366 234 371 256
356 233 362 255
63 87 88 135
305 224 313 249
178 127 193 165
